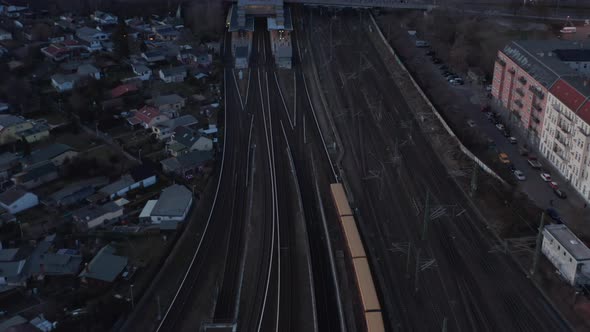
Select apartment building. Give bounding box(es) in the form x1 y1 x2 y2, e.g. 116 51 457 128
492 41 590 145
540 78 590 200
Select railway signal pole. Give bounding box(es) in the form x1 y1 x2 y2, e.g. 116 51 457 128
530 213 545 276
422 190 430 240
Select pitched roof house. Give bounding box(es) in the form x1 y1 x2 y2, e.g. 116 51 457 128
149 184 193 223
158 66 186 83
0 187 38 214
128 105 170 129
152 115 198 141
79 245 127 285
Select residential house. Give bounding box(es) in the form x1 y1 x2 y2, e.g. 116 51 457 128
99 165 157 199
141 50 166 63
92 11 118 25
128 105 170 129
160 150 213 177
16 122 50 143
72 202 123 230
0 187 38 214
0 28 12 40
77 63 101 80
150 94 185 112
543 224 590 286
152 24 179 41
147 184 193 224
158 66 186 83
0 0 27 15
12 163 60 189
48 177 109 207
0 115 31 145
177 47 212 67
76 27 108 52
131 63 152 81
79 245 128 286
0 102 8 113
0 247 28 292
110 83 139 99
41 40 89 62
51 73 78 92
27 237 82 278
22 143 78 169
152 115 198 141
167 126 213 156
0 152 20 179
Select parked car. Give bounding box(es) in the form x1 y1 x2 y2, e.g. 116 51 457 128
546 208 562 223
549 181 559 189
553 188 567 199
485 112 493 119
467 120 476 127
498 152 510 164
502 129 511 138
540 172 552 182
508 163 516 172
416 40 430 47
513 170 526 181
508 137 517 144
450 78 464 85
528 157 542 169
495 123 505 131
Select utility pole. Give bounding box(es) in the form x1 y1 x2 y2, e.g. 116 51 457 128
156 295 162 320
422 191 430 240
470 161 478 197
530 213 545 276
414 248 421 293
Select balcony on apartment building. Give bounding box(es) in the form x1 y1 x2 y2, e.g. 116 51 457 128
555 132 569 148
496 57 506 67
514 99 524 108
553 104 574 122
531 114 541 124
557 121 571 134
579 126 590 138
552 144 568 161
515 88 525 97
529 86 545 99
512 109 522 119
532 103 543 112
508 67 516 74
518 76 527 85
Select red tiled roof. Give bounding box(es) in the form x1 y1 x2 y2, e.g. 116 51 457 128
550 79 586 112
42 45 64 56
110 84 138 98
133 105 161 124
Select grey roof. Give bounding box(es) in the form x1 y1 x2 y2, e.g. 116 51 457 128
99 174 135 196
79 245 127 282
503 40 590 89
50 177 109 202
152 94 185 106
17 123 49 139
0 316 27 331
0 152 19 169
0 187 31 205
0 115 25 129
0 260 26 279
16 163 58 183
545 224 590 261
159 66 186 77
51 73 79 85
554 49 590 62
151 184 192 217
28 252 81 276
156 115 198 131
0 248 19 261
72 202 122 222
23 143 75 165
173 126 202 148
132 63 150 73
76 27 103 42
161 150 213 172
77 63 100 75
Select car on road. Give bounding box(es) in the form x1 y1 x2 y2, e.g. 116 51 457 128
528 157 542 169
467 120 476 127
498 152 510 164
546 208 563 223
513 170 526 181
508 137 517 144
495 123 505 131
549 181 559 189
554 188 567 199
540 172 552 182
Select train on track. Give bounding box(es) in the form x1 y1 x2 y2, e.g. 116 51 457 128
330 183 385 332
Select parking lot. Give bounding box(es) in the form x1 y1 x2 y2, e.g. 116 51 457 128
396 25 590 237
